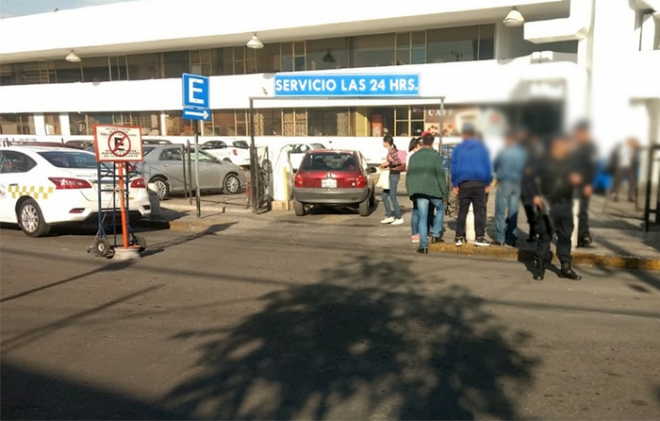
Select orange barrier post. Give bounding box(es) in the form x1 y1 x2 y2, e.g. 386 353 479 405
117 162 129 248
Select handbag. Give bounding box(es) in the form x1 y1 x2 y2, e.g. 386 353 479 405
376 169 390 190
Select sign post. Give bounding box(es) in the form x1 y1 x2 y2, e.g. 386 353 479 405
93 124 144 249
182 73 211 218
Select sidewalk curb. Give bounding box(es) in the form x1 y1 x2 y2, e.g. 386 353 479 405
428 243 660 271
161 204 252 214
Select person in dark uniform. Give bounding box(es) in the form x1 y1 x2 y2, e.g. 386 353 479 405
531 133 582 281
520 130 542 243
572 120 598 247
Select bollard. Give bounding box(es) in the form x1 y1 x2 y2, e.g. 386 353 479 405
147 182 161 218
466 203 476 243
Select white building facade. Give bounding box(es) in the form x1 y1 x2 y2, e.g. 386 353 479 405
0 0 658 161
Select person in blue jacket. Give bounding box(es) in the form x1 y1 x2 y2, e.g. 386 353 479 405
451 122 493 247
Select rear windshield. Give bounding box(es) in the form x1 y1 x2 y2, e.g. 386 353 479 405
233 141 249 149
299 152 359 172
38 151 97 169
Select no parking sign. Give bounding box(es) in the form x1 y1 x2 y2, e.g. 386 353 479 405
93 125 144 162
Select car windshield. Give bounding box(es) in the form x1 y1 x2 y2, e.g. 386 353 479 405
233 141 249 149
185 150 216 162
311 143 326 149
300 152 359 172
143 146 155 155
38 151 98 169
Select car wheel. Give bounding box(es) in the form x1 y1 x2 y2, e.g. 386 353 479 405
223 158 232 164
150 176 169 200
293 199 305 216
17 198 51 237
359 195 371 217
223 173 241 194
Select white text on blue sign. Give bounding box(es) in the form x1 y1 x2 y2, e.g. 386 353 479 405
182 73 210 108
274 75 419 97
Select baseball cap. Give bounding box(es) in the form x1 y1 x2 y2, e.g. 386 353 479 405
420 131 433 137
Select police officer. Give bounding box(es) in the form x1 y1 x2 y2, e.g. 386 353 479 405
572 120 598 247
531 133 582 281
520 129 542 243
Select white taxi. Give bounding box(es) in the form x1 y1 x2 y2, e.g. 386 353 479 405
0 146 151 237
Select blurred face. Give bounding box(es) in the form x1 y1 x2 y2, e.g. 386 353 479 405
551 137 571 159
574 128 590 143
383 141 391 149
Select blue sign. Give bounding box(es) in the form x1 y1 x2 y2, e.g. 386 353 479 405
274 74 419 97
182 107 211 121
182 73 209 108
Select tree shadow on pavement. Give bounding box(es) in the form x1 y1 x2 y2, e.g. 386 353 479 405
163 255 540 420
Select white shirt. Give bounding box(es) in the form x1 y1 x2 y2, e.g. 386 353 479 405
619 144 632 168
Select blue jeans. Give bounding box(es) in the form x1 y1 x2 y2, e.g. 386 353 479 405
382 173 402 219
411 201 438 236
495 179 521 244
415 197 445 249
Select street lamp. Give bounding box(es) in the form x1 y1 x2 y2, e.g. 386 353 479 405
247 33 264 49
65 50 81 63
503 7 525 27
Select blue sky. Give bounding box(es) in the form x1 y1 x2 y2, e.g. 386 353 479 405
0 0 137 17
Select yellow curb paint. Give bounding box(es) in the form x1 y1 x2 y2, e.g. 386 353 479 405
429 243 660 271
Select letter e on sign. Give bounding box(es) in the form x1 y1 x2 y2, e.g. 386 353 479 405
182 73 210 108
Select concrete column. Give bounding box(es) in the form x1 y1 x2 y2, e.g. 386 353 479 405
160 113 167 136
59 113 71 136
33 114 46 136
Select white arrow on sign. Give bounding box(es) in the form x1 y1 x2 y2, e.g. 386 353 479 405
185 109 209 119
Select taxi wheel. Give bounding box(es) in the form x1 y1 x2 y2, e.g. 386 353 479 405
151 177 169 200
223 174 241 194
94 238 111 257
293 199 305 216
18 199 51 238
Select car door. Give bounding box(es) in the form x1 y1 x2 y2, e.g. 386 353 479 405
0 151 38 221
157 147 186 191
196 152 225 189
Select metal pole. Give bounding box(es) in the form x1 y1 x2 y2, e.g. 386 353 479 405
643 145 654 232
186 140 193 205
438 97 445 153
181 143 188 202
194 120 201 218
249 98 258 214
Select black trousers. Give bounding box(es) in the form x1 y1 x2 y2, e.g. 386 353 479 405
456 185 486 238
578 195 590 237
523 202 537 238
535 201 574 264
613 166 637 201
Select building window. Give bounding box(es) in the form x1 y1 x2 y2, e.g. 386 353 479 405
69 113 89 135
56 60 83 83
44 114 62 135
165 111 194 136
214 48 234 76
164 51 189 79
308 108 350 136
426 25 494 63
306 38 349 70
109 56 128 81
256 109 282 135
351 34 395 68
211 110 236 136
235 110 249 136
281 42 306 72
16 62 56 84
282 109 307 136
0 64 17 85
256 44 282 73
190 49 213 76
233 47 257 74
127 53 161 80
396 32 426 65
0 114 36 135
82 57 111 83
368 108 394 137
132 112 161 135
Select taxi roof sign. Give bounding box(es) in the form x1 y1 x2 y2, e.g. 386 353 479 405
93 125 144 162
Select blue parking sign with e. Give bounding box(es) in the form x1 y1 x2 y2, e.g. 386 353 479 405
182 73 209 108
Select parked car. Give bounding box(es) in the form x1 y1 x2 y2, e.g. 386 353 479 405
65 140 93 149
137 145 246 199
143 139 173 145
293 150 377 217
199 140 251 167
0 146 151 237
284 143 327 171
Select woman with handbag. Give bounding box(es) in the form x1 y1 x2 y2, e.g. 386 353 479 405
379 135 405 225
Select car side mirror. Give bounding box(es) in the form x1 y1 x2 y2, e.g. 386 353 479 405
368 166 378 173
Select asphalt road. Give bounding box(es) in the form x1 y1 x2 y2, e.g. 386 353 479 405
1 210 660 420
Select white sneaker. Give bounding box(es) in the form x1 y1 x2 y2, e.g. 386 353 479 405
381 217 395 224
391 218 404 226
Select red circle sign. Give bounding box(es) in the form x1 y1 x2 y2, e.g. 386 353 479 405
108 131 131 157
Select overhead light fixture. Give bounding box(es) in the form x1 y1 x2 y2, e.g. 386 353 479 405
65 50 81 63
247 33 264 49
503 7 525 27
322 49 336 63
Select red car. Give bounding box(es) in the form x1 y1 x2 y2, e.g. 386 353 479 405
293 150 377 216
